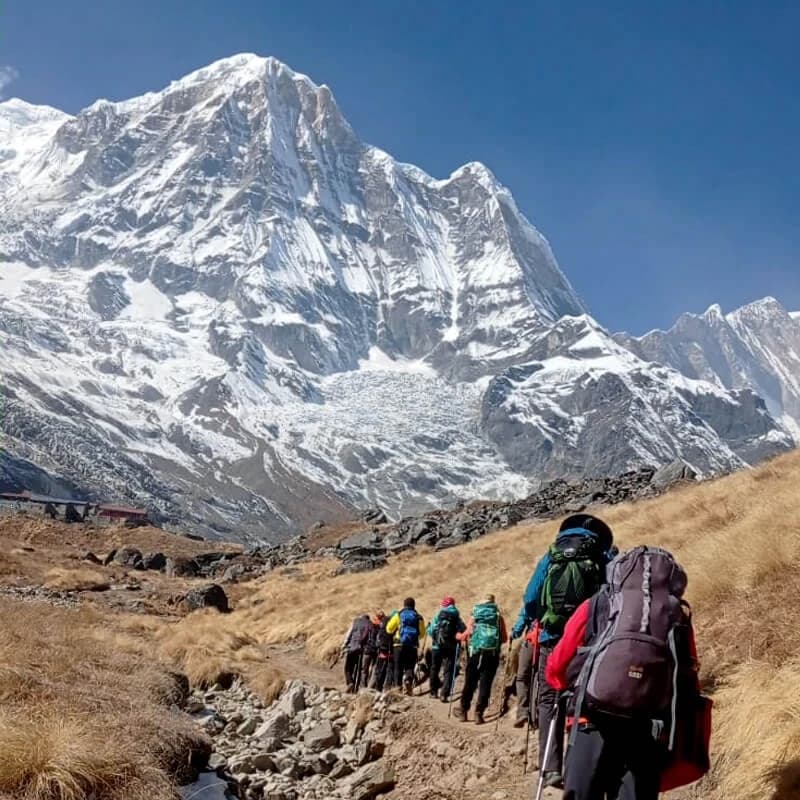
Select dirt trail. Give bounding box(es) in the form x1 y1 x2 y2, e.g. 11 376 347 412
265 642 562 800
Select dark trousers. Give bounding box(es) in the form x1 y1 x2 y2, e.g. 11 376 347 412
430 646 457 698
370 652 393 690
515 637 534 722
344 650 363 689
460 651 499 714
361 652 376 687
394 644 418 688
538 643 566 774
563 720 666 800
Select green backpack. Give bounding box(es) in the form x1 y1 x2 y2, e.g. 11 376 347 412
470 602 501 653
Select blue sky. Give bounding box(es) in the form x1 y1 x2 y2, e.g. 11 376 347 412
2 1 798 333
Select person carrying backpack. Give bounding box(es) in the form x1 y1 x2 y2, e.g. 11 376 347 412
360 612 383 688
510 514 615 789
455 594 508 724
370 610 395 691
427 595 466 701
385 598 425 695
341 614 373 692
545 546 710 800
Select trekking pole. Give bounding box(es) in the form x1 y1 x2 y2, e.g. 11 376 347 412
495 638 514 731
534 696 561 800
354 651 363 692
447 642 461 718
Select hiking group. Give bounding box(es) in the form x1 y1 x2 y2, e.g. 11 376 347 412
340 593 509 724
339 512 711 800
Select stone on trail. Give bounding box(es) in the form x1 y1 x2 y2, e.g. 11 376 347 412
651 459 698 490
180 584 230 614
344 762 396 800
256 711 291 742
276 680 306 717
252 752 278 772
303 720 339 752
141 551 167 571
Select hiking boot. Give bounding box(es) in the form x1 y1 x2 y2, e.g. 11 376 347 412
403 684 413 697
346 683 355 694
542 772 563 789
475 711 485 725
454 706 467 721
440 695 449 704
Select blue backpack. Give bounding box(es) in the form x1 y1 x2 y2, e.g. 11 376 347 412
399 608 420 646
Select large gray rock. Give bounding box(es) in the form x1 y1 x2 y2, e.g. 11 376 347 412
650 460 698 490
303 720 339 752
255 711 291 742
275 681 306 717
344 762 396 800
180 584 230 614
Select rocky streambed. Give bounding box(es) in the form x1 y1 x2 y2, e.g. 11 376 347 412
184 680 404 800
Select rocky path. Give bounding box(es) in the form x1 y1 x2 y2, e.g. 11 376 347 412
183 642 563 800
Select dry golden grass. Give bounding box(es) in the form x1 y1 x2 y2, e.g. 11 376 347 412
158 609 286 704
182 449 800 800
0 601 207 800
44 567 110 592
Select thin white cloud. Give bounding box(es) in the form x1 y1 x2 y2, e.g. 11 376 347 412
0 65 19 98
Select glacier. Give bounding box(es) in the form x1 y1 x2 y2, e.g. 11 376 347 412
0 54 795 541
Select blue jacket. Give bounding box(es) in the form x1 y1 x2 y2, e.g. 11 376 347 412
427 604 466 647
511 528 614 643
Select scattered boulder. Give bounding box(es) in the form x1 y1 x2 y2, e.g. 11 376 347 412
112 546 144 570
344 762 396 800
651 460 698 491
141 551 167 571
180 584 230 614
303 720 338 752
166 556 201 578
82 551 102 565
358 507 389 525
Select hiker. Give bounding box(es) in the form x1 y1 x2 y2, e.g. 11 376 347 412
370 610 395 691
341 614 373 692
385 598 425 695
44 502 58 520
545 546 708 800
360 612 382 687
64 503 82 524
427 595 466 701
455 593 508 724
511 514 615 789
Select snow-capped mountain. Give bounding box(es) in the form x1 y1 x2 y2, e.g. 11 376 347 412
0 54 794 540
617 298 800 443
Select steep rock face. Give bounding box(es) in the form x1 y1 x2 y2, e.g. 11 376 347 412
481 316 790 479
618 298 800 441
0 54 795 540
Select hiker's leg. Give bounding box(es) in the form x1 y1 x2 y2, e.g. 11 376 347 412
476 652 500 714
344 651 358 688
563 724 611 800
516 638 533 723
430 648 444 696
460 654 479 712
402 645 417 688
617 725 666 800
361 653 374 687
440 647 456 698
371 656 385 690
393 646 403 687
538 644 566 774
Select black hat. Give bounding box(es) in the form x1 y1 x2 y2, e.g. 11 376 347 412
559 514 613 551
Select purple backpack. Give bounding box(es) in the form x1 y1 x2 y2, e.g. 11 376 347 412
573 546 688 747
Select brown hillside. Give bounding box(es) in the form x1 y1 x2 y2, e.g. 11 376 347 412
193 449 800 800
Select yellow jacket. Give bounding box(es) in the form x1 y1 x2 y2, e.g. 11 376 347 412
385 608 426 646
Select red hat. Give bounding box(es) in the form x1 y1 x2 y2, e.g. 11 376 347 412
441 596 455 608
